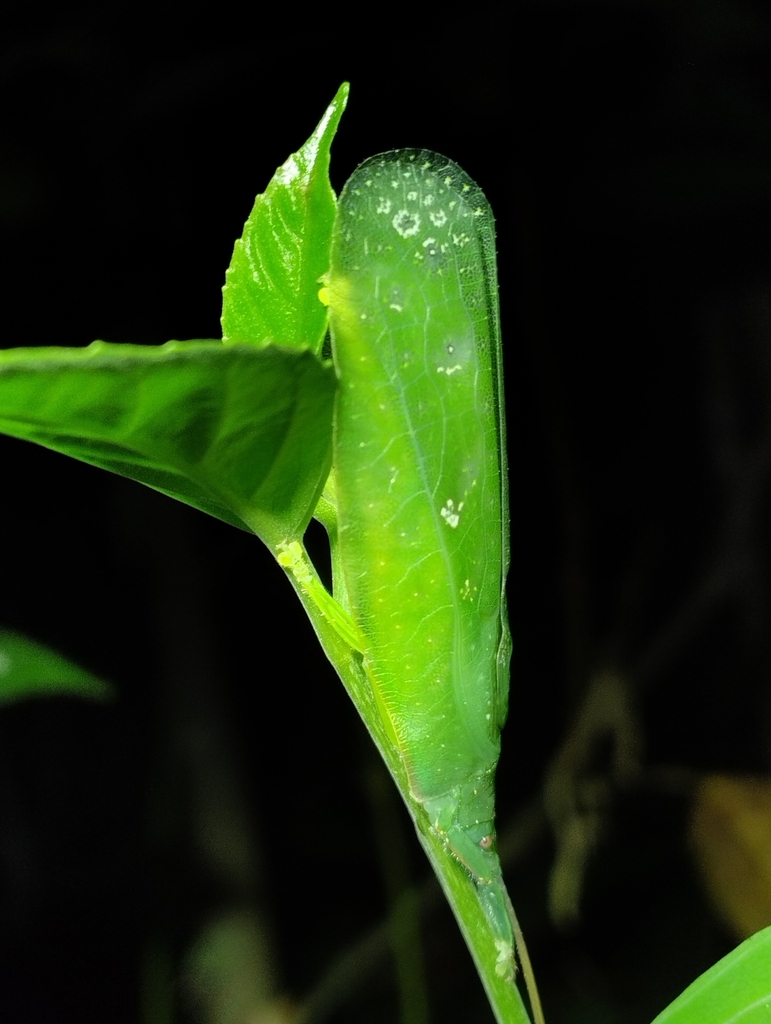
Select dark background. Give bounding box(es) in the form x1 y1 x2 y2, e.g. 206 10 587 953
1 2 771 1022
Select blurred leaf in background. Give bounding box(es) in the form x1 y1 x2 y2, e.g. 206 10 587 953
0 629 111 705
690 775 771 940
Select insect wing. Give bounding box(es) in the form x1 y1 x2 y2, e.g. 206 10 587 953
326 150 508 802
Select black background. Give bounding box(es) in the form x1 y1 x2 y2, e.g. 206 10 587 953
1 2 771 1022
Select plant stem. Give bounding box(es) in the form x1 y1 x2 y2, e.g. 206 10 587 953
281 559 535 1024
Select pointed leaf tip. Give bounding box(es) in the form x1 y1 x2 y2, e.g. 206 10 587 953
0 630 112 705
221 85 349 354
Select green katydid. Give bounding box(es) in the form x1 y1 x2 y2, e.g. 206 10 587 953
319 149 509 885
281 148 543 1019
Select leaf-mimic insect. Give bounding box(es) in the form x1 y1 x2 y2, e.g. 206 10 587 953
317 150 521 979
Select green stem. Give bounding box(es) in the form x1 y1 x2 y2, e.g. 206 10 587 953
280 556 534 1024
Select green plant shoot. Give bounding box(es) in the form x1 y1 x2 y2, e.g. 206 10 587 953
318 150 525 986
4 83 771 1023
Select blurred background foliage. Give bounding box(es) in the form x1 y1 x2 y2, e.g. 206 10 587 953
1 1 771 1021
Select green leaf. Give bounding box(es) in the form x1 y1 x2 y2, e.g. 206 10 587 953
650 925 771 1023
221 82 349 353
0 340 336 545
0 630 111 705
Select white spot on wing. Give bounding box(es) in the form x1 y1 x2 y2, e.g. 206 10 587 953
440 499 460 528
393 209 421 238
